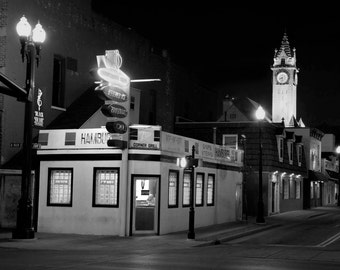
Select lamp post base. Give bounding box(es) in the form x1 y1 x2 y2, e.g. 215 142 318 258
187 231 195 239
12 228 35 239
256 200 266 224
12 198 35 239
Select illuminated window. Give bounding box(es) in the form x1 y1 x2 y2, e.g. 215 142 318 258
310 182 314 199
289 179 295 198
295 181 301 199
93 168 119 207
195 173 204 206
48 168 73 206
168 170 179 208
207 174 215 206
183 172 191 207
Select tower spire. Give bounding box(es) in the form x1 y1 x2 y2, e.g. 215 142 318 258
273 32 296 67
276 32 292 57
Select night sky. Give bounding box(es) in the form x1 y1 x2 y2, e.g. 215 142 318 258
93 2 340 130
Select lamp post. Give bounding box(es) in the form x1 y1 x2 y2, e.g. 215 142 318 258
255 106 265 224
188 145 196 239
240 134 248 221
12 16 46 239
336 146 340 207
177 145 197 239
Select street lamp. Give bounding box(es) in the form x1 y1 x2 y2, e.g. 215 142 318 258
336 146 340 207
12 16 46 239
255 106 265 224
177 145 198 239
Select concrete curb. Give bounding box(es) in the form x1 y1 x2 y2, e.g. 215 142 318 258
194 223 281 247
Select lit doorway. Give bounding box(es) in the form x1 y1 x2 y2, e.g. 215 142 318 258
131 175 159 235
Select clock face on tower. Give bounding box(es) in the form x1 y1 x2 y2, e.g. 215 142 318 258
276 71 289 84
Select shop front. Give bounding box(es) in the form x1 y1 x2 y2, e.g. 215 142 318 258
37 126 243 236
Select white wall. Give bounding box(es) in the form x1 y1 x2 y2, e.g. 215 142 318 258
38 160 122 235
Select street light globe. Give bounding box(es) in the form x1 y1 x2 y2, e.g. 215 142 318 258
336 146 340 154
16 16 32 38
32 22 46 43
255 106 265 120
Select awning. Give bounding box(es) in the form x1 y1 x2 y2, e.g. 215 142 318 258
308 170 329 182
325 169 339 182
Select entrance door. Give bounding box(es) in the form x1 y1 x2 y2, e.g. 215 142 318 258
132 176 159 235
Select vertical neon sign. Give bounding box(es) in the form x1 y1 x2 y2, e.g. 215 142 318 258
96 50 130 147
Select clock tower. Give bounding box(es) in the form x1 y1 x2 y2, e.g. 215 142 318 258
271 33 298 126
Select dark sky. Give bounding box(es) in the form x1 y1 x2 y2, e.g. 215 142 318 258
93 2 340 128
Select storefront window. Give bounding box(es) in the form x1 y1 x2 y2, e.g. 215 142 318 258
48 168 73 206
168 170 179 208
283 178 289 199
195 173 204 206
207 174 215 206
295 181 301 199
183 172 191 207
93 168 119 207
289 179 295 199
311 182 314 199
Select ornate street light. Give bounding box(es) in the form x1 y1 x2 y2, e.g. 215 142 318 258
255 106 266 224
177 145 198 239
12 16 46 239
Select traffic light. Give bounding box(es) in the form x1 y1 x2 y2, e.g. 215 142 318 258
177 156 198 169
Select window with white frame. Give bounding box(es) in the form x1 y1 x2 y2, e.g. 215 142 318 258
93 168 119 207
223 134 238 149
207 174 215 206
195 173 204 206
183 172 191 207
48 168 73 206
168 170 179 208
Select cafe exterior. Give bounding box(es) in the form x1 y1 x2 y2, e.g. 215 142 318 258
36 126 244 236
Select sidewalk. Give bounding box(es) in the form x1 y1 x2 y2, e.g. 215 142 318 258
0 208 333 251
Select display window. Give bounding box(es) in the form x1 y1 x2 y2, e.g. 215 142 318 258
47 168 73 206
207 174 215 206
168 170 179 208
195 173 204 206
183 172 191 207
93 168 119 207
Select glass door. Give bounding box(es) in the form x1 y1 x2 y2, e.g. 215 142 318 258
132 176 159 235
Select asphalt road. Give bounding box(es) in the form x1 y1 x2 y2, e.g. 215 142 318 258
0 207 340 269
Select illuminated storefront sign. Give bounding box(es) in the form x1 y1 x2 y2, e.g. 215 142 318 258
95 50 130 146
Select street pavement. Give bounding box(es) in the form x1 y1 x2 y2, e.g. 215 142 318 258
0 207 334 251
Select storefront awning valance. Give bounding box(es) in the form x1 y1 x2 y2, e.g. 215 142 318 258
308 170 329 182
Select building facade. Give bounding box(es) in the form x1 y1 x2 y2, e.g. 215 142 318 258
175 121 308 217
36 126 243 235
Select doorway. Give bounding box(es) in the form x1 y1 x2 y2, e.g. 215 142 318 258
131 175 159 235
